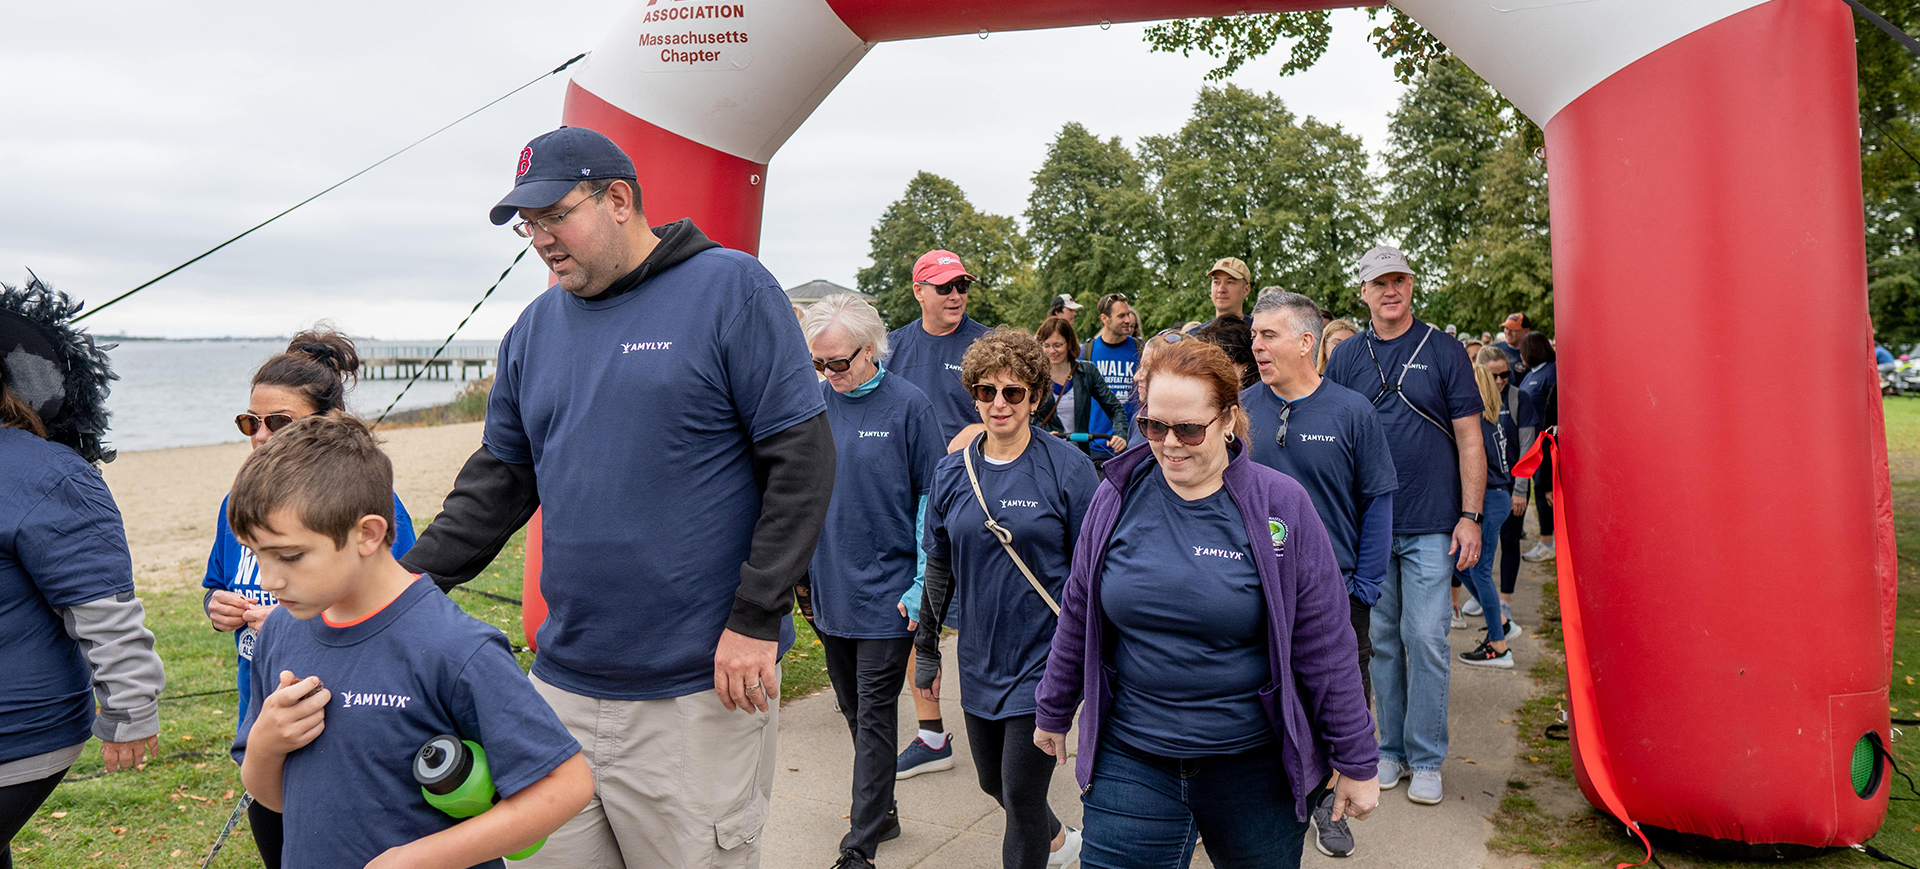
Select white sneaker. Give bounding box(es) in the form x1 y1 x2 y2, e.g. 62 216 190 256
1377 757 1406 789
1522 541 1555 563
1048 826 1082 868
1462 597 1483 617
1407 770 1443 805
1450 607 1467 630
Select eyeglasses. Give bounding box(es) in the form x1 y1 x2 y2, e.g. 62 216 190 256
511 186 609 238
1274 402 1294 449
1492 371 1511 382
812 352 860 373
970 383 1030 405
1151 329 1188 344
235 412 297 437
917 278 972 296
1137 409 1229 447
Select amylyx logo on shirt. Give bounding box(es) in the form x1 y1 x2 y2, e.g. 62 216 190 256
339 690 414 710
944 363 962 372
621 341 674 354
1192 546 1245 561
1001 499 1041 510
859 430 892 438
1299 433 1337 444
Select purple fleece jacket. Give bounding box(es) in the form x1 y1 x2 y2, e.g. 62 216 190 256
1033 440 1378 821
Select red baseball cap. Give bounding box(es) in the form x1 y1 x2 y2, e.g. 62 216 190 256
913 250 974 285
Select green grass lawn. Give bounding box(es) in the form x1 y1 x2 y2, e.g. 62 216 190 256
14 525 829 868
1486 398 1920 868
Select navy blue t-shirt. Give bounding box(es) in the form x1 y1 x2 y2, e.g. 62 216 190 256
205 492 415 733
1325 319 1483 535
0 429 134 765
234 579 579 869
486 249 823 701
924 430 1096 719
1242 379 1397 585
812 373 943 639
1517 361 1557 429
1084 335 1139 456
886 316 993 442
1101 467 1270 758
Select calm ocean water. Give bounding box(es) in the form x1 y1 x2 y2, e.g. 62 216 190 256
103 340 480 452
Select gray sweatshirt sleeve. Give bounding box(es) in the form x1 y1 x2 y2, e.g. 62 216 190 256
57 591 164 744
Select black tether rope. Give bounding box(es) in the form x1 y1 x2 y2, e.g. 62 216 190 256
371 241 533 426
1848 0 1920 59
452 584 525 607
73 53 585 323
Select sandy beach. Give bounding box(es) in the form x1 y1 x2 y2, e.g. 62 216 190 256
98 421 484 590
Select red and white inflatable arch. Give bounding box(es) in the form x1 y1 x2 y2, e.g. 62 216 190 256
524 0 1897 850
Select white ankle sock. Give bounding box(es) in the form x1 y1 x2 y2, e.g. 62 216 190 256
918 729 948 750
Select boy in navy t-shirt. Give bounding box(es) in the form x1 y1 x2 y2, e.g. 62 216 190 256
230 413 590 869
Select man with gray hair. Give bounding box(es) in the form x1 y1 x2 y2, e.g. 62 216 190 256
1245 288 1396 858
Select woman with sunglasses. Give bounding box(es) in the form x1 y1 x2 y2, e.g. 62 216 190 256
800 295 944 869
199 328 416 869
1032 340 1378 869
1453 354 1523 668
914 327 1097 869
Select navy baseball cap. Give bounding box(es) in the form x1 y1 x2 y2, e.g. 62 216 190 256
489 127 637 225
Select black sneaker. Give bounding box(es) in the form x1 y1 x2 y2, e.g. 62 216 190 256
832 848 875 869
1459 640 1514 669
879 804 901 843
1478 620 1523 639
1311 789 1355 857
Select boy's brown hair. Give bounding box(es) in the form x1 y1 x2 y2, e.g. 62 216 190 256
229 411 397 548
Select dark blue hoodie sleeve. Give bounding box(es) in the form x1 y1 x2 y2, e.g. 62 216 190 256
1350 492 1392 605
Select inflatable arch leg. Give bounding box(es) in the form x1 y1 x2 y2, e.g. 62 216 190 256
517 0 1890 848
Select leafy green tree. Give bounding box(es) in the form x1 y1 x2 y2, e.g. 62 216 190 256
1143 9 1446 84
1859 1 1920 347
1136 85 1379 332
1023 123 1158 332
1438 129 1553 334
855 172 1031 329
1380 55 1506 293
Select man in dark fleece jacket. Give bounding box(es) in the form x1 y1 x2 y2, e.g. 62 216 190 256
401 127 834 869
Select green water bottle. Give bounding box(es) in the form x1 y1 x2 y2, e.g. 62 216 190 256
414 734 545 861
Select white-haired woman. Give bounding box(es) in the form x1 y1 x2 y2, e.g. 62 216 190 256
802 294 945 869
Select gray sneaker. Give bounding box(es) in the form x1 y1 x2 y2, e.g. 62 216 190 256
1377 757 1406 789
1407 770 1443 805
1310 789 1355 857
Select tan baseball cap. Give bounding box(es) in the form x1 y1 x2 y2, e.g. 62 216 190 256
1208 257 1251 283
1356 246 1415 283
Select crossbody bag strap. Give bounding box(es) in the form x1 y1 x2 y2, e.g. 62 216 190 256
1366 325 1457 443
962 436 1062 616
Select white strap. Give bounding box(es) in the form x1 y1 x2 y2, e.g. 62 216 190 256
962 438 1062 616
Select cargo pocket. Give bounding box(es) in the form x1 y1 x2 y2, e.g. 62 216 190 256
714 794 769 851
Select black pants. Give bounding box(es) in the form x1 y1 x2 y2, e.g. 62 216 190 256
964 712 1063 869
820 633 913 859
1534 456 1554 537
1349 594 1373 706
0 767 68 869
249 798 285 868
1499 511 1524 595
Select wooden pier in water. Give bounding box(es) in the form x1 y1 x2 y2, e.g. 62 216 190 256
360 341 497 381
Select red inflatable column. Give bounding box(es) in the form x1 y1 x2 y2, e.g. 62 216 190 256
1545 0 1886 846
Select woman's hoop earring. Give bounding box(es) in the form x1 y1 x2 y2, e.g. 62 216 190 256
1224 431 1236 444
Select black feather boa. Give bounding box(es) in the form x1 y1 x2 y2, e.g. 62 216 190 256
0 276 117 464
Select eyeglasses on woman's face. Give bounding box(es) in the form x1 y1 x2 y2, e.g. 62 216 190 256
235 412 297 437
970 383 1030 406
1137 409 1229 447
812 351 861 373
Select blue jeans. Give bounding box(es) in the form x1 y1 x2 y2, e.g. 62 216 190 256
1370 532 1452 771
1454 487 1514 642
1081 737 1307 869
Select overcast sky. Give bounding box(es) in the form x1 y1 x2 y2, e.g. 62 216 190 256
1 3 1404 340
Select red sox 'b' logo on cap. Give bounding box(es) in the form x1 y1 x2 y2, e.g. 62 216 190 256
516 147 533 178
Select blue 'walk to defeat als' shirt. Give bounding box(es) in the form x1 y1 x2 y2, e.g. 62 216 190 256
234 578 580 869
1325 318 1483 535
1100 466 1271 758
1084 334 1139 457
1242 379 1397 592
924 429 1096 719
812 373 943 639
887 316 993 442
0 428 133 766
486 248 823 701
205 492 414 733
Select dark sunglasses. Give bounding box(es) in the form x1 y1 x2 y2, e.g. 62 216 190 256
812 352 860 373
1274 402 1294 449
1492 370 1511 382
1151 329 1189 344
921 278 971 296
970 383 1030 405
235 412 296 437
1137 409 1228 447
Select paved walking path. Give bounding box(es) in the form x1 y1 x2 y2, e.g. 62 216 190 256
764 558 1554 869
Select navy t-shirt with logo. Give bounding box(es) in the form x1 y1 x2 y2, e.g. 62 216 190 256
923 429 1097 719
486 249 824 701
1242 379 1397 591
1325 318 1483 535
234 578 580 869
886 316 993 442
1084 334 1139 455
812 373 943 639
1100 466 1271 758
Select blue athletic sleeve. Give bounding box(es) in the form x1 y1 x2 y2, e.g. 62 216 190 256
203 499 232 593
899 495 930 618
18 469 134 608
723 278 830 442
391 495 417 559
483 325 532 465
1351 492 1392 605
1440 340 1484 421
447 633 582 799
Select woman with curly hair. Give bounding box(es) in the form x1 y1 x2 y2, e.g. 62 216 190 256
914 327 1097 869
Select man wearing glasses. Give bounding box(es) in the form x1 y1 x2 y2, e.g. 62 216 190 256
1243 289 1395 857
886 250 993 443
1083 293 1140 468
401 126 834 869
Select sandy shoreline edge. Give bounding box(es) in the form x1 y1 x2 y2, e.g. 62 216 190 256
98 421 484 591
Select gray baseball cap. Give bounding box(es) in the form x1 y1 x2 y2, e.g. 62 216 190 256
1356 246 1416 283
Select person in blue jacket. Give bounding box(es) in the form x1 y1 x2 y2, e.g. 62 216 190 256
914 327 1096 869
1455 358 1522 668
800 295 943 869
1515 332 1558 564
201 329 414 868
